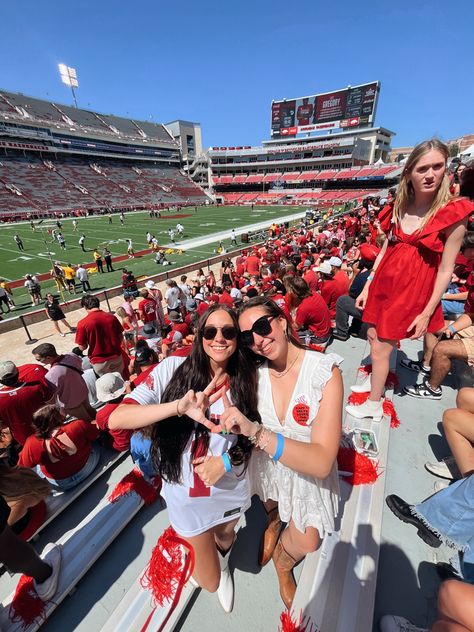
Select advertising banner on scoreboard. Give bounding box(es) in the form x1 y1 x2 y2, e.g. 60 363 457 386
271 82 379 137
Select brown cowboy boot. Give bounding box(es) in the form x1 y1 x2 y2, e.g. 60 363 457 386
259 506 283 566
272 539 297 609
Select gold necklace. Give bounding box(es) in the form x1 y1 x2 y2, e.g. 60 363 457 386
269 351 301 379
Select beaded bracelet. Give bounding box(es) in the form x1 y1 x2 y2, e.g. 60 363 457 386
256 427 272 451
248 422 263 445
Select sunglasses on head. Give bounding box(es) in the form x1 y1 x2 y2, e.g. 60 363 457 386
240 315 275 347
202 325 238 340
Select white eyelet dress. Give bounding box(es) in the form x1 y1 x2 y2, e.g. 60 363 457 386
249 350 343 535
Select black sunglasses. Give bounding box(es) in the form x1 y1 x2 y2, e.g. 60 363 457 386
240 315 275 347
202 325 238 340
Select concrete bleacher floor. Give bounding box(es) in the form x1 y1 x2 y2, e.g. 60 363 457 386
0 254 464 631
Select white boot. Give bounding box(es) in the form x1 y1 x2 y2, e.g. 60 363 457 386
350 373 371 393
346 398 383 422
217 545 234 613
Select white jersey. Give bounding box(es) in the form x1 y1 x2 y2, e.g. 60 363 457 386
125 357 250 537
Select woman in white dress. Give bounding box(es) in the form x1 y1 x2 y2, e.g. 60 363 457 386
109 304 259 613
217 297 342 609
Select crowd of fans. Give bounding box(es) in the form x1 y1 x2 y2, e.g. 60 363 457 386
0 145 473 630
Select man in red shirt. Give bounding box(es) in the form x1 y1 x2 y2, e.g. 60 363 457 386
329 257 351 294
195 293 210 316
244 252 261 276
75 294 124 377
167 310 190 337
0 361 54 445
303 260 319 293
219 284 234 307
138 289 157 329
285 277 331 342
315 261 345 320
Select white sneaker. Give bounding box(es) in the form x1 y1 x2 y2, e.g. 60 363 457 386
34 543 62 602
346 398 384 422
217 546 234 613
424 456 458 480
434 480 449 493
379 614 429 632
350 373 371 393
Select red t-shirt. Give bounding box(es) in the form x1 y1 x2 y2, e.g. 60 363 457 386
295 293 331 338
197 301 210 316
303 269 319 293
96 403 132 452
18 419 99 479
219 292 234 307
245 255 261 275
138 298 157 323
172 322 190 337
334 270 351 293
0 364 53 445
75 310 124 363
320 278 346 318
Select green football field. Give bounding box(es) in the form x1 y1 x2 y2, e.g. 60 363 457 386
0 204 316 313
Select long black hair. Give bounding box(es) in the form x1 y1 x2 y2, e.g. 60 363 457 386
150 304 259 483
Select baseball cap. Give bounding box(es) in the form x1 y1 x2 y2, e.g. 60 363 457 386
0 360 18 382
186 298 197 311
168 310 182 322
135 346 156 364
328 256 343 268
163 331 183 345
314 261 332 275
96 372 126 403
195 293 204 301
303 259 311 267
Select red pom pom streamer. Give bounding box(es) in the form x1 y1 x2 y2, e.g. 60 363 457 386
279 610 319 632
140 527 195 632
337 446 380 485
347 392 400 428
358 364 399 389
309 343 326 354
9 575 48 629
108 468 161 506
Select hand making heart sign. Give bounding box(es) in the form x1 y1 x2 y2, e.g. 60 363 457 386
177 375 226 433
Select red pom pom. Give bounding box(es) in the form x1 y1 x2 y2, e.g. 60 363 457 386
279 610 317 632
108 468 161 505
337 446 380 485
358 364 399 388
9 575 47 628
347 392 401 429
140 527 195 609
309 343 326 354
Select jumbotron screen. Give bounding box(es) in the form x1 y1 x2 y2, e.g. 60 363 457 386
271 81 380 137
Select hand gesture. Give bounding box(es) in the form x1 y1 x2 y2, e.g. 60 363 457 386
355 287 369 310
407 313 430 339
220 390 256 437
192 455 226 487
177 376 225 433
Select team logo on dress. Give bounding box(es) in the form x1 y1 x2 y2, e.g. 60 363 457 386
292 395 311 426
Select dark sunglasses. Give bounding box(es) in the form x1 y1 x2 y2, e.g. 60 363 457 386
202 325 238 340
240 315 275 347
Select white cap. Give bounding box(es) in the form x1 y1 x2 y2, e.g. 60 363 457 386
328 256 342 267
314 261 332 275
96 372 126 403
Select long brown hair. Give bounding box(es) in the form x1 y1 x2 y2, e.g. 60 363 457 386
393 139 451 229
0 463 51 502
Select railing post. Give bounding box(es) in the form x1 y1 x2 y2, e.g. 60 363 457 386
19 315 38 345
103 289 112 313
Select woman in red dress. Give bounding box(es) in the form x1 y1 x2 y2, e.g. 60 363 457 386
346 140 473 421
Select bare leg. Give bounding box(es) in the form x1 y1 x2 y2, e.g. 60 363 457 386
63 319 74 331
182 530 220 592
282 519 321 561
423 332 440 366
429 340 467 390
432 579 474 631
214 517 239 553
456 387 474 413
52 321 62 335
442 407 474 476
367 326 397 401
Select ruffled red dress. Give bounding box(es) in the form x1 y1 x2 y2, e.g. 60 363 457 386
362 198 474 340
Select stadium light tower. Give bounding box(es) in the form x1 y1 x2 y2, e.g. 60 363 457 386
58 63 79 107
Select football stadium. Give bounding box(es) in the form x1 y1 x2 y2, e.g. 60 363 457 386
0 4 474 632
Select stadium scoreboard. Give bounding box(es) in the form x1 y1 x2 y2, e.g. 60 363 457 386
271 81 380 137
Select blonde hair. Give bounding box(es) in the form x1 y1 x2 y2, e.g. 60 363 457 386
393 139 451 229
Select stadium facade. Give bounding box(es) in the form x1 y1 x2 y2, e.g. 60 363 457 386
0 91 208 220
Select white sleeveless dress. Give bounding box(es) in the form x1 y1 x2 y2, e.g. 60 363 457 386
249 350 342 535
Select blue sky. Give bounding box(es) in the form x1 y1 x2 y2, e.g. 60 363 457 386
1 0 473 149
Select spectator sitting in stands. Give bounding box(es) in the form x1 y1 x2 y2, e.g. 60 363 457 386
403 231 474 400
18 405 100 491
95 373 133 452
314 260 344 320
0 462 51 534
167 309 190 337
0 495 61 602
0 361 54 449
32 343 96 422
284 275 331 344
137 323 162 354
333 259 374 341
441 269 468 320
161 330 185 358
131 343 160 386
